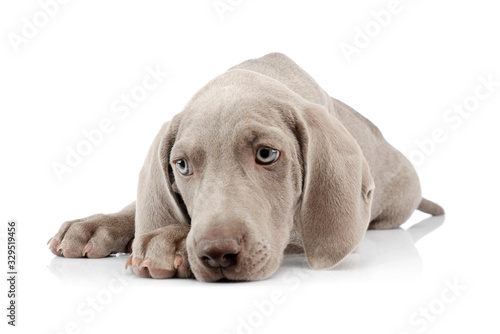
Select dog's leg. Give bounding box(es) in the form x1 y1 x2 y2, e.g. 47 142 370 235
48 202 135 258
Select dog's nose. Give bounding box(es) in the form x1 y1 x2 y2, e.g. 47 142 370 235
197 238 242 269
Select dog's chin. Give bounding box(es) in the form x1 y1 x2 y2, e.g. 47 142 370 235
191 257 280 282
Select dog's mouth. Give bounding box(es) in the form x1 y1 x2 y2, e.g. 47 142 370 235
193 252 274 282
198 253 244 282
188 232 276 282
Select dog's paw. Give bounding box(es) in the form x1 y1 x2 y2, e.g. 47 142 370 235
48 214 134 258
126 224 192 279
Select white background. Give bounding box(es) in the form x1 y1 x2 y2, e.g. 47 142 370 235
1 0 499 333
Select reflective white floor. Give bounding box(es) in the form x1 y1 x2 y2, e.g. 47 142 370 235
34 214 469 334
47 215 444 287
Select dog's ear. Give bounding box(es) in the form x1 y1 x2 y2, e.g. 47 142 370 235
294 105 374 269
135 116 189 235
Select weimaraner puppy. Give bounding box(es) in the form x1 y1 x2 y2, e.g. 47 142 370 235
49 53 444 282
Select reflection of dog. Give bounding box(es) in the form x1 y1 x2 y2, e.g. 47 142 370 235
48 53 444 282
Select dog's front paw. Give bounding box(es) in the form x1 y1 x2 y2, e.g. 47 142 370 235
126 224 192 279
48 214 134 258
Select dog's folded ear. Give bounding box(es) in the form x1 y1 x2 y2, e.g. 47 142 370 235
135 116 189 235
295 105 374 270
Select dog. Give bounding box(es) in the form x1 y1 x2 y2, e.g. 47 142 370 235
48 53 444 282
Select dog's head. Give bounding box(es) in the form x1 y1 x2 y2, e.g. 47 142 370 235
148 70 374 281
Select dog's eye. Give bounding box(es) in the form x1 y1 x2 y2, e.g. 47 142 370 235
255 147 280 165
175 159 193 175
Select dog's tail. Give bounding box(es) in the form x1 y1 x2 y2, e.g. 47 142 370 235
417 198 445 216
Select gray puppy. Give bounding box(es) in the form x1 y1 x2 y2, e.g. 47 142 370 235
49 53 444 282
